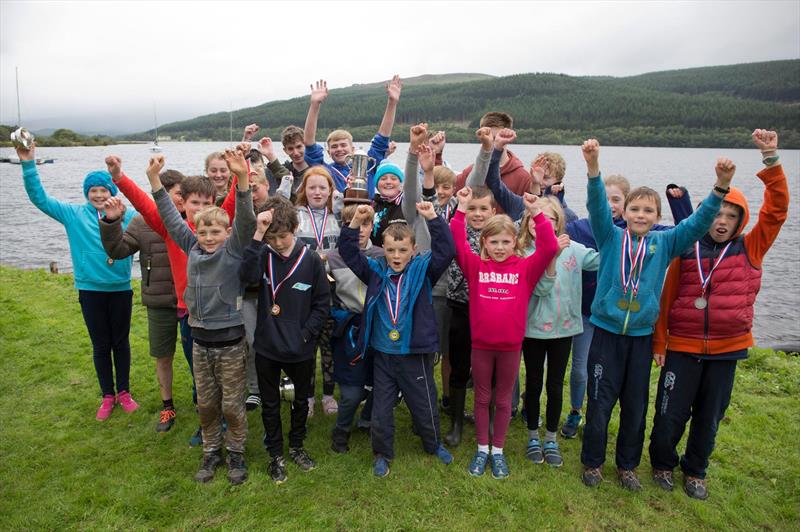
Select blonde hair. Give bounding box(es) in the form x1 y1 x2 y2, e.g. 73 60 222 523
194 206 230 229
537 152 566 181
626 186 662 217
326 129 353 145
433 166 456 188
251 172 268 186
342 204 375 225
604 174 631 197
295 167 335 212
518 197 565 249
479 214 523 260
204 152 225 172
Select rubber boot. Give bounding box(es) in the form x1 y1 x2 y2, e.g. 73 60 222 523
444 387 466 447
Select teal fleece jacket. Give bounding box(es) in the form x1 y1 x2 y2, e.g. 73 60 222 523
587 174 721 336
22 160 136 291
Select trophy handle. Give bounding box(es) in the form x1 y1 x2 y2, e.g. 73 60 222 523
345 154 354 166
367 157 377 174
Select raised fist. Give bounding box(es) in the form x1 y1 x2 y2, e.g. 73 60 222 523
410 123 428 151
105 155 123 181
476 127 493 150
714 157 736 188
493 128 516 151
418 143 434 173
416 201 436 221
429 131 446 154
243 123 260 141
102 196 125 221
752 129 778 152
146 155 164 182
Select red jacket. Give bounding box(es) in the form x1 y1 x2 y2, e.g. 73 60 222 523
115 175 236 311
455 149 531 214
653 164 789 356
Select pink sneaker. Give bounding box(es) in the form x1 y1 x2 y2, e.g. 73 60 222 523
117 391 139 413
96 395 116 421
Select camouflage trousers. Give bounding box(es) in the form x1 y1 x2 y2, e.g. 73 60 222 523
193 338 248 454
310 317 335 396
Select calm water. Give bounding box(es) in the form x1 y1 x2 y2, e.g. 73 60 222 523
1 142 798 349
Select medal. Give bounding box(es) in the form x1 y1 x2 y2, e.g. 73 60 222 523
617 298 629 311
620 229 647 299
306 206 329 250
629 299 640 313
694 241 731 309
385 273 404 342
267 247 308 317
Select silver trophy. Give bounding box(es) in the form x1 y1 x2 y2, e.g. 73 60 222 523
279 376 295 403
10 127 34 150
344 149 375 204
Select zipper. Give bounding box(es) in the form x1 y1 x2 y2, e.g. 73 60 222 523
145 256 152 287
703 280 711 355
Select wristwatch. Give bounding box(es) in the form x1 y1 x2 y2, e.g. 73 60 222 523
713 185 730 195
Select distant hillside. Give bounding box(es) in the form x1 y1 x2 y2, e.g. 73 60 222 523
126 62 800 148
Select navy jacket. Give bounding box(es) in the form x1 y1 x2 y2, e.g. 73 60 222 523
338 216 455 358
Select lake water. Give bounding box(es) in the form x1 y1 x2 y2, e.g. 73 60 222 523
1 141 798 349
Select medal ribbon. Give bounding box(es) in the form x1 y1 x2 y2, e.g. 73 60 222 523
268 247 308 303
620 229 647 296
440 203 451 221
384 274 404 327
695 241 732 294
306 206 329 249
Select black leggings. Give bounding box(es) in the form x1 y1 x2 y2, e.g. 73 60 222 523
522 336 573 433
78 289 133 396
447 302 471 389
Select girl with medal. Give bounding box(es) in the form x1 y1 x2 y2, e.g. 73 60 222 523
294 167 342 417
578 138 733 492
650 129 789 500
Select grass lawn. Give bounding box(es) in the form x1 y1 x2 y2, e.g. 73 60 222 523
0 265 798 530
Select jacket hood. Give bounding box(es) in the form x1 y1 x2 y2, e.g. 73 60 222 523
504 149 525 173
723 186 750 238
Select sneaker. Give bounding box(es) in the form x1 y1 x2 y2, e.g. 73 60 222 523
582 466 603 487
561 410 583 439
156 408 176 433
227 451 248 485
321 395 338 415
189 426 203 447
373 456 391 478
468 451 489 477
684 475 708 500
268 456 287 484
96 395 115 421
194 450 223 483
652 469 674 491
543 441 563 467
331 427 350 453
116 391 139 413
435 444 453 465
245 394 261 411
618 468 642 492
526 438 544 464
288 447 316 472
490 453 510 479
307 397 315 418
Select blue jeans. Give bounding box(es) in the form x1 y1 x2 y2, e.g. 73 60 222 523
179 314 197 404
569 315 595 411
335 385 370 431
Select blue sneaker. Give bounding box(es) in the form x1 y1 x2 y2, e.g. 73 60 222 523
373 456 390 478
435 444 453 465
543 440 563 467
189 425 202 447
526 438 544 464
490 453 510 479
468 451 489 477
561 410 582 439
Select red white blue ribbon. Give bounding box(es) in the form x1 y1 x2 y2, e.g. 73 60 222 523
695 241 732 294
268 246 308 303
620 229 646 296
384 274 404 327
306 206 329 249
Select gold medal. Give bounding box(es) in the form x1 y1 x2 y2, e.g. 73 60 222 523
617 298 629 311
629 299 640 313
271 304 281 316
389 329 400 341
694 297 707 310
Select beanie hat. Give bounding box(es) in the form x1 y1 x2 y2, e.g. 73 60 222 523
83 171 118 199
374 161 404 183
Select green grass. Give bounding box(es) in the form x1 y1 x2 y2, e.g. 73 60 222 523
1 265 798 530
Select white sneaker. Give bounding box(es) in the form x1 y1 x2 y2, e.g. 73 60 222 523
322 394 338 415
307 397 315 418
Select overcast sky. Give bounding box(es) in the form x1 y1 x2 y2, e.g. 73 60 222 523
1 0 798 134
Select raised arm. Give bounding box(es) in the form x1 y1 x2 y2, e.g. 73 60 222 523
106 155 168 240
100 197 140 259
303 80 328 148
485 129 525 220
402 124 428 224
223 146 257 253
450 187 480 275
377 75 402 138
339 205 377 285
418 201 455 283
583 139 615 249
241 210 271 285
523 193 558 284
465 127 493 187
744 129 790 267
147 155 196 254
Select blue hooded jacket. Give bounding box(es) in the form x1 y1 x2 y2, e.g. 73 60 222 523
304 133 390 197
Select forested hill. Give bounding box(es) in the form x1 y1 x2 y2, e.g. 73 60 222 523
130 60 800 148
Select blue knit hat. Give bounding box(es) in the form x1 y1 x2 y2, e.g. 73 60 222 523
83 171 118 198
374 161 404 183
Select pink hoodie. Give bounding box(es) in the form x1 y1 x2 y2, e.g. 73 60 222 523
450 210 557 351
